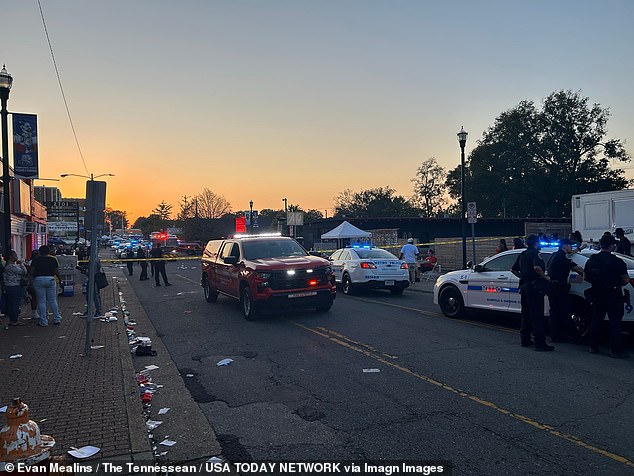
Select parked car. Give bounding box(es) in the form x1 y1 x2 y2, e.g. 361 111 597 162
201 235 336 320
328 247 409 295
433 247 634 337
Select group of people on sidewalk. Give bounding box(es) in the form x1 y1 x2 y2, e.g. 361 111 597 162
123 243 171 287
1 245 64 328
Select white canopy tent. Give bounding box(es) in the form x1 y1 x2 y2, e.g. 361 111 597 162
320 221 371 249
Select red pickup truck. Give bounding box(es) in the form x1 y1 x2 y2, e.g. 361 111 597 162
201 235 336 320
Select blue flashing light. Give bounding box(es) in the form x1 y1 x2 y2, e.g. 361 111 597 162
539 241 560 247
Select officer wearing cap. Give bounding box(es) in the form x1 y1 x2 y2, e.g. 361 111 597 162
399 238 419 284
614 228 631 256
511 234 554 351
546 238 584 342
584 234 630 358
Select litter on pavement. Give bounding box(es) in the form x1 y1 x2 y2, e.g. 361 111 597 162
159 439 177 447
9 354 23 359
68 446 101 458
363 368 381 373
158 408 170 415
90 345 105 350
144 365 160 371
146 420 163 430
217 358 234 366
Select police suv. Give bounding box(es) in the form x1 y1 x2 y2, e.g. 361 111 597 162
433 244 634 337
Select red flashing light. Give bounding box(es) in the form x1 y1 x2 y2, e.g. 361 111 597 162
308 279 318 286
360 262 377 269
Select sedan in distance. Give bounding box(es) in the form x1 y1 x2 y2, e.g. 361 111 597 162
329 247 410 295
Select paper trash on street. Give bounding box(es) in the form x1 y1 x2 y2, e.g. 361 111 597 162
90 345 104 350
146 420 163 430
159 439 177 447
158 408 170 415
0 406 7 413
68 446 100 458
9 354 23 359
363 368 381 373
216 358 234 366
144 365 159 371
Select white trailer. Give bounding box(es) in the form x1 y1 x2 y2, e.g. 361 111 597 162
571 189 634 243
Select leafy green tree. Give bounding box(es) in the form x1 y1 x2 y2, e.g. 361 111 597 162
412 157 449 217
333 187 419 218
446 90 631 217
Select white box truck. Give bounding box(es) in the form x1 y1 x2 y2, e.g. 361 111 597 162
571 189 634 243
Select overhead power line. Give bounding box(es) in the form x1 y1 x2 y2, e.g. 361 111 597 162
38 0 89 175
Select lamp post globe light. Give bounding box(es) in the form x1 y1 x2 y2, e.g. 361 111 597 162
457 126 468 269
0 64 14 256
249 200 254 234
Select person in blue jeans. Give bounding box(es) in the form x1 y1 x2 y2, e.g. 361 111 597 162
4 250 28 326
29 245 63 326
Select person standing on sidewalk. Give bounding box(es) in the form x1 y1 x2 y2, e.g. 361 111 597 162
25 250 40 320
3 251 28 327
150 243 171 287
399 238 419 284
29 245 63 327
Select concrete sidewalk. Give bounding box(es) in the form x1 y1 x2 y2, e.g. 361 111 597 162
0 260 222 471
0 267 151 467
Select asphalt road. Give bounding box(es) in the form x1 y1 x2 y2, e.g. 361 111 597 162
125 259 634 476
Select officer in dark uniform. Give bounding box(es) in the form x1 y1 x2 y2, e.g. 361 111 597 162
546 238 584 342
512 234 554 351
150 243 171 287
137 246 149 281
614 228 632 256
584 234 630 358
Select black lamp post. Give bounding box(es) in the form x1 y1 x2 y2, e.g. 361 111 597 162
457 126 468 269
0 65 13 257
249 200 254 234
282 197 288 235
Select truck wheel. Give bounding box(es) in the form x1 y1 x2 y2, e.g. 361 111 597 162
241 286 259 320
439 285 464 318
202 276 218 303
342 274 354 295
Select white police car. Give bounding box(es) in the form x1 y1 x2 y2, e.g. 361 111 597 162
433 246 634 336
329 247 410 295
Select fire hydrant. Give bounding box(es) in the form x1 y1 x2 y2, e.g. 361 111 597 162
0 398 55 470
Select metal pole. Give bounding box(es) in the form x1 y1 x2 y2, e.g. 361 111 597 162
249 201 254 234
85 177 97 357
471 222 476 264
1 95 10 255
460 141 467 269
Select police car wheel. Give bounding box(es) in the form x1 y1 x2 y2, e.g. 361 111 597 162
439 286 464 318
342 274 354 295
570 297 591 338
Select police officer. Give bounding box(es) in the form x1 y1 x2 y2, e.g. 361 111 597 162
512 234 554 351
584 234 630 358
614 228 631 256
546 238 584 342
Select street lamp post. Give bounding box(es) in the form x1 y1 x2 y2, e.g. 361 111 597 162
282 197 288 235
249 200 254 234
0 65 14 256
61 172 113 357
457 127 468 269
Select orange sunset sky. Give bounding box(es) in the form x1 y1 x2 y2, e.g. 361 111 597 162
5 1 634 224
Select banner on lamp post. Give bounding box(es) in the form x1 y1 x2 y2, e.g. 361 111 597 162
12 113 39 179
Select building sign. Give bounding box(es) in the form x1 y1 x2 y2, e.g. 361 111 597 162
235 217 246 233
47 221 78 232
12 113 39 179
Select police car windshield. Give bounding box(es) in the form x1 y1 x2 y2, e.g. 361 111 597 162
354 248 397 260
242 239 308 260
